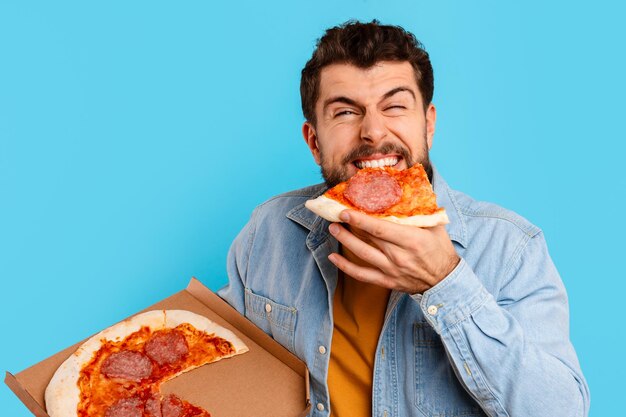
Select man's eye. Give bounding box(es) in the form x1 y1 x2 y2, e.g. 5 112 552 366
386 105 406 111
335 110 356 117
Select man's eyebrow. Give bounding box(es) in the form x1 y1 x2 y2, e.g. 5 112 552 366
323 96 359 111
382 86 416 101
322 87 416 111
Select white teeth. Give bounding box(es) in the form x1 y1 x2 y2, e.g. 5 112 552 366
355 157 398 169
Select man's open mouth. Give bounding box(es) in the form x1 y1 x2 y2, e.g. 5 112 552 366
353 156 400 169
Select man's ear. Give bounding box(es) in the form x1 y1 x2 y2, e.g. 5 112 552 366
425 103 437 150
302 121 321 165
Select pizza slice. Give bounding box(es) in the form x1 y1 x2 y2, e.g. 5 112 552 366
305 163 449 227
45 310 248 417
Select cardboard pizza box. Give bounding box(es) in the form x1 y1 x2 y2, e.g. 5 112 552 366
5 278 311 417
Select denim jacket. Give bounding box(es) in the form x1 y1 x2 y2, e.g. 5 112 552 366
218 169 590 417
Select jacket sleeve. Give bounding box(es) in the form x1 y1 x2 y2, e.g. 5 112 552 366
418 231 590 417
217 210 258 315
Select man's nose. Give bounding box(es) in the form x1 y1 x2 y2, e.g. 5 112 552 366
360 110 388 143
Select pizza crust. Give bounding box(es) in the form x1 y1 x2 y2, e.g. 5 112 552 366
305 194 449 227
45 310 248 417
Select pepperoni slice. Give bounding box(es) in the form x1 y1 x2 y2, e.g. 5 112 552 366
145 393 163 417
145 330 190 366
101 350 153 381
162 394 184 417
344 169 402 213
104 396 143 417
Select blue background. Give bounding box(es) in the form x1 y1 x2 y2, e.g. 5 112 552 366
1 1 624 415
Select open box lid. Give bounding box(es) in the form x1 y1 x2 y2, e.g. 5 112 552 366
5 278 311 417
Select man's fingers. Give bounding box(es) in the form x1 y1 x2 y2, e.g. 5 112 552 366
329 223 390 268
328 253 394 288
340 209 423 244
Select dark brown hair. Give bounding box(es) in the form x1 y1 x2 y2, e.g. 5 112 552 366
300 20 434 126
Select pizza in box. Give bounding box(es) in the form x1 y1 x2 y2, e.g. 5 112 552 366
45 310 248 417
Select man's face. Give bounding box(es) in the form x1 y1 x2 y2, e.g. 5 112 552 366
302 61 436 187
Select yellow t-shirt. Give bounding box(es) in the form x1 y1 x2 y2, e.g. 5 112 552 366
328 272 391 417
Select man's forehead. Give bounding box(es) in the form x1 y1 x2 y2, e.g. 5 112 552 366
318 61 419 101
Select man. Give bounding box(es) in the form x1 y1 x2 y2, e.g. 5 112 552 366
219 20 589 416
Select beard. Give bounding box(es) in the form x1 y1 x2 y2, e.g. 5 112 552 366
319 136 433 188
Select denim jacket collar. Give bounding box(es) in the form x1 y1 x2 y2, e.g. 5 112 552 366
432 166 468 248
286 184 330 251
285 165 468 248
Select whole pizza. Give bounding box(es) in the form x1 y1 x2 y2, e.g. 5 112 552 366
305 163 449 227
45 310 248 417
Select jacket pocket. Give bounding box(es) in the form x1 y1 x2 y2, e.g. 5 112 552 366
244 288 297 353
414 321 484 417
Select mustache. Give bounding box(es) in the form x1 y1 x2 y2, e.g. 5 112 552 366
341 142 412 166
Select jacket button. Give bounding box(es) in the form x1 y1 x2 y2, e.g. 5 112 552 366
265 303 272 313
318 345 327 354
427 305 438 315
316 403 325 411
